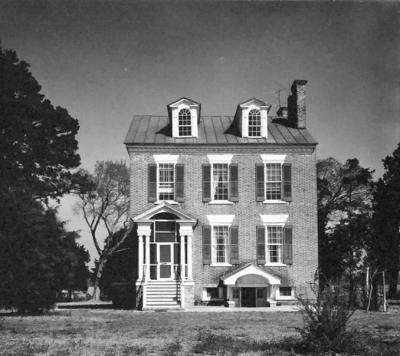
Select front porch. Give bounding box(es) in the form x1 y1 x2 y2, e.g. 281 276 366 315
133 203 196 309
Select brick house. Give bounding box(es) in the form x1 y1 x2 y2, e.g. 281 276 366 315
124 80 318 309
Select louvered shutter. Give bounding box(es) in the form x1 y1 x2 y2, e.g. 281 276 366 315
283 225 293 265
202 164 211 202
282 163 292 202
175 164 184 202
202 225 212 265
229 164 239 202
230 225 239 264
148 164 157 203
255 164 265 202
256 225 266 264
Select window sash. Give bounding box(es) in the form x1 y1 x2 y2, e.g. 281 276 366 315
158 164 175 201
265 163 282 200
212 163 229 200
178 109 192 136
248 109 261 137
212 226 229 263
266 226 283 263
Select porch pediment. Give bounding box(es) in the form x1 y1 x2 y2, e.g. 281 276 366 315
132 202 197 225
221 263 281 286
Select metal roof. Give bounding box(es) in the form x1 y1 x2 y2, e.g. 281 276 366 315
124 115 317 146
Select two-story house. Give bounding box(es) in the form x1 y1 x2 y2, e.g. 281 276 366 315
124 80 318 309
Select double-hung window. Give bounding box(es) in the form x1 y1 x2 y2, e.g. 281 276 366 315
178 108 192 137
266 226 283 263
256 155 292 202
158 164 175 201
148 155 184 203
202 215 239 266
203 155 238 203
248 109 261 137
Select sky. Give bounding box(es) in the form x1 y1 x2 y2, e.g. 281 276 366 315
1 1 399 263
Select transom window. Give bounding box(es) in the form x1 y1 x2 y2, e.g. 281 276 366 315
266 226 283 263
265 163 282 200
158 164 174 201
213 226 229 263
212 163 229 200
248 109 261 137
178 108 192 136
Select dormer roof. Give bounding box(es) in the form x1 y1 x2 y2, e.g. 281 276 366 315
167 97 201 108
238 98 271 111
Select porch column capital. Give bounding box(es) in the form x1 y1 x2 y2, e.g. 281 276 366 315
137 222 152 237
179 223 193 237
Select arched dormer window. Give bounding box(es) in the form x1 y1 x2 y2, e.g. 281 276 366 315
178 108 192 136
248 109 261 137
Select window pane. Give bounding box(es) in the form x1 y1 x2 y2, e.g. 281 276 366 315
280 287 292 296
158 164 174 200
265 164 282 200
266 226 283 263
212 164 229 200
213 226 229 263
178 108 192 136
248 109 261 137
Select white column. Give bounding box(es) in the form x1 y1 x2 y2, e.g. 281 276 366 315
180 235 186 280
137 223 152 282
187 234 193 280
138 235 144 281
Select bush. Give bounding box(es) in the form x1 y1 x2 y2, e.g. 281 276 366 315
110 282 136 309
297 279 355 353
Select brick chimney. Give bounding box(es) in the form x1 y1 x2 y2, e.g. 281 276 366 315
288 80 307 128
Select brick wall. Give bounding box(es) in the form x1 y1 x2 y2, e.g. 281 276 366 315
128 145 318 299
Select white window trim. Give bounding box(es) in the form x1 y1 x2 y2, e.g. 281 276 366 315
177 108 192 137
156 162 176 203
171 103 198 138
207 215 234 266
207 155 233 203
276 287 296 300
247 108 262 138
153 155 179 164
261 218 287 266
260 155 288 204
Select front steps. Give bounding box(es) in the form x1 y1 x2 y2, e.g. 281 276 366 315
143 281 182 309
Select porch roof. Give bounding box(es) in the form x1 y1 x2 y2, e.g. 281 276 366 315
132 202 197 224
221 263 281 286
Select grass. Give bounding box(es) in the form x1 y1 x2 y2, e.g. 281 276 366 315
0 309 399 355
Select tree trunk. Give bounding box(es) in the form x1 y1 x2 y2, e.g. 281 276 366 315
92 255 108 301
388 268 399 298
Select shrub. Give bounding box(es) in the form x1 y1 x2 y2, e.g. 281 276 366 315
297 278 355 353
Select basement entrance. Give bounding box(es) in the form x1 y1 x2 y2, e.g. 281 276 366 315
241 288 256 307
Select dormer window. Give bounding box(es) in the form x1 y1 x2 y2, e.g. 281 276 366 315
248 109 261 137
167 97 201 138
234 98 271 138
178 108 192 136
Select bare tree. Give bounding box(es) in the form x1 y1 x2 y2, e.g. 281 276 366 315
75 160 130 300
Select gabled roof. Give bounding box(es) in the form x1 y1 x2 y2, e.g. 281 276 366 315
132 202 197 224
124 115 317 146
167 97 201 108
238 98 271 110
221 263 281 286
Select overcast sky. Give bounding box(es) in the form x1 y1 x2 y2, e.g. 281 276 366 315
1 1 399 262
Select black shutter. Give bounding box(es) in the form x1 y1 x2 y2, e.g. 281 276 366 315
256 225 266 264
255 164 265 202
229 164 239 202
230 225 239 264
202 164 211 202
202 225 212 265
282 163 292 202
175 164 184 202
148 164 157 203
283 225 293 265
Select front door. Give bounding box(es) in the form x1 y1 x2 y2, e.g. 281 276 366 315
241 288 256 307
157 243 173 280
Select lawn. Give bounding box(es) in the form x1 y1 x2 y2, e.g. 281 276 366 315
1 309 400 355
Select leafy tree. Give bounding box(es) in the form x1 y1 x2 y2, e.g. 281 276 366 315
0 44 80 200
317 158 374 282
75 161 131 300
0 193 89 313
368 143 400 298
59 232 90 300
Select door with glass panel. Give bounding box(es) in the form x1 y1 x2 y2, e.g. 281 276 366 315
157 243 173 280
